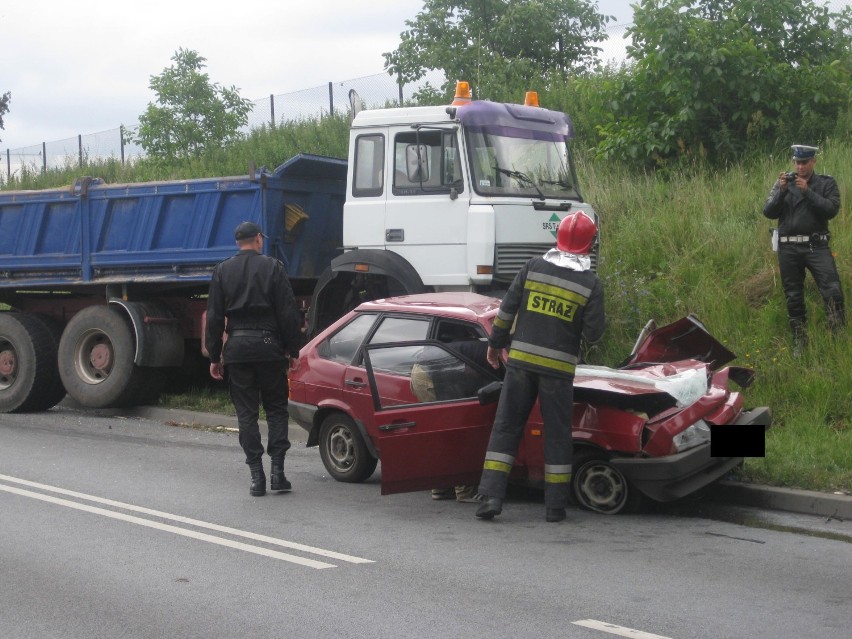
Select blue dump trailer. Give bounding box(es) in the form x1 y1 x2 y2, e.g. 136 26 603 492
0 154 346 412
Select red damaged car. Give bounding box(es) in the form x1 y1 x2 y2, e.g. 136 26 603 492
288 292 771 514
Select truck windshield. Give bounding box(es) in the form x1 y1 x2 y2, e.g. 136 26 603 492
466 130 580 200
457 100 580 201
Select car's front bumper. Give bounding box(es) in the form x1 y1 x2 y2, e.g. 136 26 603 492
611 406 771 502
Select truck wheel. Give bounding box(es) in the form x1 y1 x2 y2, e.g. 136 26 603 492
571 451 643 515
0 312 63 413
29 314 69 409
58 306 145 408
319 413 377 483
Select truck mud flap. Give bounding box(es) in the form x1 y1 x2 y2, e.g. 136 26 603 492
111 300 184 367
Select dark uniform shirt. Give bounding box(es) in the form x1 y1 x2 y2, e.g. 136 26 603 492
763 173 840 237
205 249 301 365
489 256 605 379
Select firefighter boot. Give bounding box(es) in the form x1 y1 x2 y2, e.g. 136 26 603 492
249 463 266 497
475 497 503 520
270 456 291 492
546 508 567 523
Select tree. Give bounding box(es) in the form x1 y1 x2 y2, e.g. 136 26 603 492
383 0 613 103
135 48 253 160
0 91 10 142
595 0 852 165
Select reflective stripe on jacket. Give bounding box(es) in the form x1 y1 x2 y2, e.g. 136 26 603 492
489 256 604 379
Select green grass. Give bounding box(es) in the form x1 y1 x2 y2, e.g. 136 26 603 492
581 142 851 493
4 122 850 494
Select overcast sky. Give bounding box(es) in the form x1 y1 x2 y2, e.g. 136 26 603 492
0 0 635 152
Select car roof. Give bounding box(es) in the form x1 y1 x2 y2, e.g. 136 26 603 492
355 292 502 321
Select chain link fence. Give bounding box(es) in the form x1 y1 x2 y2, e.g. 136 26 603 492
2 24 633 182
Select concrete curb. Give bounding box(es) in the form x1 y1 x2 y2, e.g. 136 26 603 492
714 481 852 519
122 405 309 444
85 403 852 520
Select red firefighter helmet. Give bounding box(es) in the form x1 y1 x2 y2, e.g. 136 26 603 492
556 211 597 254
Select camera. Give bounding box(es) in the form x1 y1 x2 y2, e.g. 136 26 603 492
783 172 798 183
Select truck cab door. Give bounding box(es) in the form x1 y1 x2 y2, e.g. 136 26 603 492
362 342 499 495
384 128 470 286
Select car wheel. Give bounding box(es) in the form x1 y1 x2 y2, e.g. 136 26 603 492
319 413 378 483
571 451 642 515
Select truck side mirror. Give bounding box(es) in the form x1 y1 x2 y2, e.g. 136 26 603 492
406 144 429 182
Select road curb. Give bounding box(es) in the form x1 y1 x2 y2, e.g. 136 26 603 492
714 481 852 519
127 406 310 444
59 401 309 444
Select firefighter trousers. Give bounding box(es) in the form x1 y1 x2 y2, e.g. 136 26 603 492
478 366 574 509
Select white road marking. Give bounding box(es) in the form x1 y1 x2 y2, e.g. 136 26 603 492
0 473 373 567
572 619 673 639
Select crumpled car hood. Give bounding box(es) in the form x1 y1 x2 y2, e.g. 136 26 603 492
574 363 709 408
621 315 735 371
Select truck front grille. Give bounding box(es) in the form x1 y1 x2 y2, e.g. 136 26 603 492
494 244 599 282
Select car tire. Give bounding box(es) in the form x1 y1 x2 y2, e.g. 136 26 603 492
571 451 643 515
319 412 378 483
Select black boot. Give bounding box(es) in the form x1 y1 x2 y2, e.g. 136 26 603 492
475 497 503 520
546 507 567 523
827 300 846 335
249 464 266 497
789 317 808 358
270 456 291 492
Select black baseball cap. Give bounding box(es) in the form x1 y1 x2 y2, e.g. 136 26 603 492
234 221 267 240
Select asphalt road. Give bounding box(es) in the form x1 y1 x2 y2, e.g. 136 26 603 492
1 407 850 639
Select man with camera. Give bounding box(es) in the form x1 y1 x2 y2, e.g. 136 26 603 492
763 145 844 354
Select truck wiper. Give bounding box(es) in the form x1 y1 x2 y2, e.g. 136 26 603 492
493 165 545 200
540 178 573 189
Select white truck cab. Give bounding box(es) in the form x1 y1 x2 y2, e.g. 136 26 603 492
308 83 598 335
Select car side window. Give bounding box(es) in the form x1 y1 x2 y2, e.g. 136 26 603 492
434 319 486 342
368 316 430 344
366 343 497 408
318 313 378 363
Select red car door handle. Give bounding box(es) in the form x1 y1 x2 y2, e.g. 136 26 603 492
344 379 367 387
379 421 416 431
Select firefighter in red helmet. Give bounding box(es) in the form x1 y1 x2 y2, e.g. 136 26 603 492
476 211 605 523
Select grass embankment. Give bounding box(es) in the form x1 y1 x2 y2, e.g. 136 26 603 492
580 142 851 493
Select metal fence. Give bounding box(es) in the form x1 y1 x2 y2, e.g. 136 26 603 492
2 23 631 181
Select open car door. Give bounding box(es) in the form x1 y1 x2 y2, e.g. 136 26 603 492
362 341 500 495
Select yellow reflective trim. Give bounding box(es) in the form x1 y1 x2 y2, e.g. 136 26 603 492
509 350 576 375
545 473 572 484
493 316 512 329
483 460 513 474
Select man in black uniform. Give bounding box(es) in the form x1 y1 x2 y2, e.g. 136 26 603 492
206 221 302 497
475 211 605 523
763 145 844 353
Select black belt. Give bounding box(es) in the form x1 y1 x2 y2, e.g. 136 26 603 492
779 233 829 244
229 329 273 337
